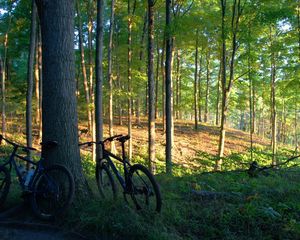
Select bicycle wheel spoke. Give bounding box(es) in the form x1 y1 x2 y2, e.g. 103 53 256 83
129 164 161 212
31 165 74 220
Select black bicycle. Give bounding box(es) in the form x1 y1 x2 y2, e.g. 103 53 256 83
79 135 162 212
0 135 75 220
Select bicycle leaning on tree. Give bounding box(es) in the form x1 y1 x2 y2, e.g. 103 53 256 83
79 135 162 213
0 135 75 220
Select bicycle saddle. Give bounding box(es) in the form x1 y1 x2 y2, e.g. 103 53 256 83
40 140 58 148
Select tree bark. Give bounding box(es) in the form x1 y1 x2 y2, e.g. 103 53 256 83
161 34 166 132
216 58 221 126
36 0 86 190
194 31 199 129
204 50 210 123
34 26 42 140
1 5 11 137
165 0 173 174
76 0 92 132
26 0 37 163
155 37 160 119
127 0 136 160
95 0 104 159
147 0 155 173
216 0 241 170
175 49 181 120
107 0 116 152
270 28 277 165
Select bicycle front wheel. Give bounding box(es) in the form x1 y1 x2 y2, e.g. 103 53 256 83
0 166 10 209
96 162 117 200
30 164 75 220
129 164 162 213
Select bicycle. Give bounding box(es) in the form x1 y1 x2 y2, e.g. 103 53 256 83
0 135 75 220
79 135 162 212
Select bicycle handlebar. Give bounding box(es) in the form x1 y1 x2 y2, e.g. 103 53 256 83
78 135 130 147
0 134 37 151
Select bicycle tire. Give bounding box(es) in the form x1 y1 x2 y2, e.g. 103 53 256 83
0 166 10 209
96 162 117 200
30 164 75 220
128 164 162 213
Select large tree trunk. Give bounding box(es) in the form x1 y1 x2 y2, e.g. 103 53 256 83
36 0 86 190
26 0 37 162
95 0 104 158
107 0 116 152
76 0 92 132
165 0 173 174
148 0 155 173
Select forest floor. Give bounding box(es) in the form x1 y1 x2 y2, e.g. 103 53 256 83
1 117 300 239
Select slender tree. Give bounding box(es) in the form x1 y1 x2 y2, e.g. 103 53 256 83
108 0 116 152
216 0 242 170
95 0 104 158
26 0 37 161
194 30 199 129
76 0 92 132
148 0 156 173
165 0 173 174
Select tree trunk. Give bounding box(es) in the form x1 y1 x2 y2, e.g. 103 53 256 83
107 0 116 152
216 58 221 126
175 49 181 120
216 0 241 170
1 6 11 137
161 34 166 132
194 31 199 129
35 26 42 140
87 0 96 161
165 0 173 174
76 0 92 132
95 0 104 159
26 0 37 163
127 0 136 160
270 51 277 166
204 50 210 123
155 37 160 119
248 40 254 162
147 0 155 173
36 0 86 190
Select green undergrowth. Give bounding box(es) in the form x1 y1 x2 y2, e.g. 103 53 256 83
1 144 300 239
65 148 300 240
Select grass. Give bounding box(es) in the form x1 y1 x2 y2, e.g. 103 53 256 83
60 145 300 240
0 124 299 239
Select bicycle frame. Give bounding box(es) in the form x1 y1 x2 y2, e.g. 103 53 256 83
1 145 43 190
101 149 131 191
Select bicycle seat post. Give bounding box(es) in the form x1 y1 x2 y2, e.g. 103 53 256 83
121 141 126 161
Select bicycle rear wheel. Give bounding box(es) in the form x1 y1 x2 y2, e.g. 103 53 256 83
0 166 10 209
96 162 117 200
30 164 74 220
128 164 162 212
